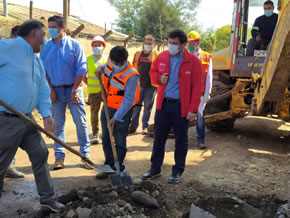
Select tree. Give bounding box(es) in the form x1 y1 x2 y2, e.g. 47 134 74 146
214 25 231 51
108 0 201 40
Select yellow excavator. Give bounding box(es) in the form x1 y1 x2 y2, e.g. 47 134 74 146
204 0 290 131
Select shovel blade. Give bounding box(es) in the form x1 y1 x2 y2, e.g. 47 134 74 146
94 164 116 173
109 171 133 188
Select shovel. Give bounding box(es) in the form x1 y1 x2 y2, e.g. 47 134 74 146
98 72 133 188
0 99 115 174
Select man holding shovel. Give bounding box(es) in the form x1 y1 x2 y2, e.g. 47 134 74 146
0 20 64 212
95 46 140 179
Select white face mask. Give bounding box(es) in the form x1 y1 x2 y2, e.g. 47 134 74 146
168 44 179 55
144 44 152 52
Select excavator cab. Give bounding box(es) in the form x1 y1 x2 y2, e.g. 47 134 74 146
230 0 279 78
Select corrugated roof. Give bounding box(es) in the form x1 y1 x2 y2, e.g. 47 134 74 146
0 1 127 40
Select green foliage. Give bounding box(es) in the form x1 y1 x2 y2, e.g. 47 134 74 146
108 0 201 41
214 25 232 51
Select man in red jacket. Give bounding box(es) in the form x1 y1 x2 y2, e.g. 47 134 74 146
142 29 203 183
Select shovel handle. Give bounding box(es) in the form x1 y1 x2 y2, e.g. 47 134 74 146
0 99 94 165
98 74 119 163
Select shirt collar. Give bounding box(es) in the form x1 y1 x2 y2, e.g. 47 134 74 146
17 37 33 53
195 48 201 58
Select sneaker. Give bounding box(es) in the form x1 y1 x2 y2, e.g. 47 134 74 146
142 170 162 180
197 142 207 149
128 124 137 134
142 128 148 135
5 167 25 178
81 159 94 170
90 134 99 145
53 159 64 170
41 199 65 213
168 173 181 184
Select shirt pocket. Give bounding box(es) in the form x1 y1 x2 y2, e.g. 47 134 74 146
61 49 75 69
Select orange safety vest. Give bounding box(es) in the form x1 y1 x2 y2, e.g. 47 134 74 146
132 50 158 87
104 58 140 110
199 50 212 92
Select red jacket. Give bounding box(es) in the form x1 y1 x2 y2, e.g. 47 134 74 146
150 49 203 117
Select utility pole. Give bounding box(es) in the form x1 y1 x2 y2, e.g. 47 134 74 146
3 0 8 17
159 15 162 41
63 0 69 26
29 1 33 19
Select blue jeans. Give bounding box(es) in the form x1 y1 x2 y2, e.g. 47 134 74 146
131 86 156 129
101 106 132 172
196 112 205 143
150 101 189 175
52 87 90 159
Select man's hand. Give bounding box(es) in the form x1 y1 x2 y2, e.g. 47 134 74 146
160 73 169 84
95 66 104 80
187 112 197 121
256 35 262 42
71 91 81 104
43 116 55 134
108 118 116 131
50 88 57 104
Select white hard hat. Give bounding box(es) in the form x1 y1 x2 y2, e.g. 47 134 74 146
91 35 106 47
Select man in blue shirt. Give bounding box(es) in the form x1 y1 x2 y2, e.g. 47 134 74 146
0 20 64 212
41 16 91 170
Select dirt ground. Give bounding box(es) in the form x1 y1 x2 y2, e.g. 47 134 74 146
0 105 289 217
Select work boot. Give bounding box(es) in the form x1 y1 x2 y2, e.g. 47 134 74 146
90 134 100 145
142 169 162 180
41 199 65 213
5 167 25 178
168 173 181 184
128 124 137 134
197 142 207 149
81 159 94 170
53 159 64 170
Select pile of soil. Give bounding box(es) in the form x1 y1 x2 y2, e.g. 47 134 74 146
20 179 285 218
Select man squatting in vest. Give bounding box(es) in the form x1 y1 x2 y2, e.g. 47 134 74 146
142 29 203 184
128 34 158 135
83 36 106 145
187 31 212 149
95 46 140 179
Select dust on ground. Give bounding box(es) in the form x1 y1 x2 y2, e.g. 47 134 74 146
0 105 289 217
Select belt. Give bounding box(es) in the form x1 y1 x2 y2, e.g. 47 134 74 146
53 84 74 88
0 111 28 117
163 98 180 103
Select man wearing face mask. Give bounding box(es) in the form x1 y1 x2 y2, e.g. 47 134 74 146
40 15 91 170
142 29 203 183
83 36 106 145
128 34 159 135
246 0 278 56
94 46 140 179
187 31 212 149
0 20 64 212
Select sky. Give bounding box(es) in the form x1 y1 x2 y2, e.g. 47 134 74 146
7 0 278 30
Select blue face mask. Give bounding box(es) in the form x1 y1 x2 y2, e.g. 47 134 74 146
40 37 48 52
113 63 126 73
93 46 103 55
186 46 196 53
264 9 273 17
168 44 179 55
144 44 152 52
48 28 59 39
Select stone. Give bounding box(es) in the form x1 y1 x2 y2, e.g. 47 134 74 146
140 180 155 191
83 197 89 201
107 191 118 198
131 191 159 209
189 204 216 218
65 209 75 218
133 179 142 185
76 207 92 218
124 203 134 212
152 190 160 198
77 190 86 200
